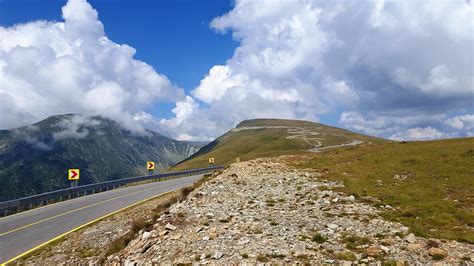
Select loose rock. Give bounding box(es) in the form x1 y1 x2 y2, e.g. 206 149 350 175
141 231 151 241
405 233 416 243
428 247 448 258
213 251 224 260
164 223 177 231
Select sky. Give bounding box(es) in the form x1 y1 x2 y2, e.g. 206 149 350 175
0 0 473 141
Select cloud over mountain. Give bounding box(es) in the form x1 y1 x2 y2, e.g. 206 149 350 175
0 0 183 132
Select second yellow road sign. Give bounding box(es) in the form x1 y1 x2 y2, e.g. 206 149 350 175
208 157 215 164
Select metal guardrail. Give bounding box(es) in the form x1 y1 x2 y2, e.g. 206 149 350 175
0 165 223 217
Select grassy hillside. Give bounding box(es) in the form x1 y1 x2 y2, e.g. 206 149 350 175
289 137 474 243
171 118 385 170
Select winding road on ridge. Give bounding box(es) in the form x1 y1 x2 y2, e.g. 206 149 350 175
0 174 202 264
234 126 363 152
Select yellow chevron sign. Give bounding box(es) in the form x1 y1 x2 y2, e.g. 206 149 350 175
147 161 155 170
68 169 80 180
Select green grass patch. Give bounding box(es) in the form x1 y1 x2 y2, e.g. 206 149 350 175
312 233 327 243
431 253 447 260
343 234 371 250
334 251 357 261
257 254 270 262
270 253 286 259
266 199 276 207
219 217 231 223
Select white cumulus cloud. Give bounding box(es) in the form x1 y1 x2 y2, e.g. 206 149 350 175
162 0 473 140
0 0 183 132
445 114 474 131
389 127 450 141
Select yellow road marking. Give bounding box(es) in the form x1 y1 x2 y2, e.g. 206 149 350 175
0 172 202 222
0 189 95 221
0 179 187 236
0 180 153 222
0 188 181 266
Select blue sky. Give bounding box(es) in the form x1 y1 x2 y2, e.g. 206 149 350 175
0 0 472 141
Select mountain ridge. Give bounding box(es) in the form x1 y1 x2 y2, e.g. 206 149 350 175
0 114 202 201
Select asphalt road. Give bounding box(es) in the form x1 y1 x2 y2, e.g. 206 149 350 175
0 174 202 264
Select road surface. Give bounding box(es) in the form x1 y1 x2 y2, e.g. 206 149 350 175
0 174 202 264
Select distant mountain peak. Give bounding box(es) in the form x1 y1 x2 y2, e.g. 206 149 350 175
0 113 203 201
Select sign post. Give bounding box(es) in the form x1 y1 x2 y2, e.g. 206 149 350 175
147 161 155 175
68 169 80 188
208 157 215 164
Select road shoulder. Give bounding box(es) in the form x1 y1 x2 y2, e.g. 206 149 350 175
17 190 182 264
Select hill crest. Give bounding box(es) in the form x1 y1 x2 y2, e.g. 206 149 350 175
172 118 386 170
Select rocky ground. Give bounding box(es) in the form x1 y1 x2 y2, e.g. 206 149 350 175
107 158 474 265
